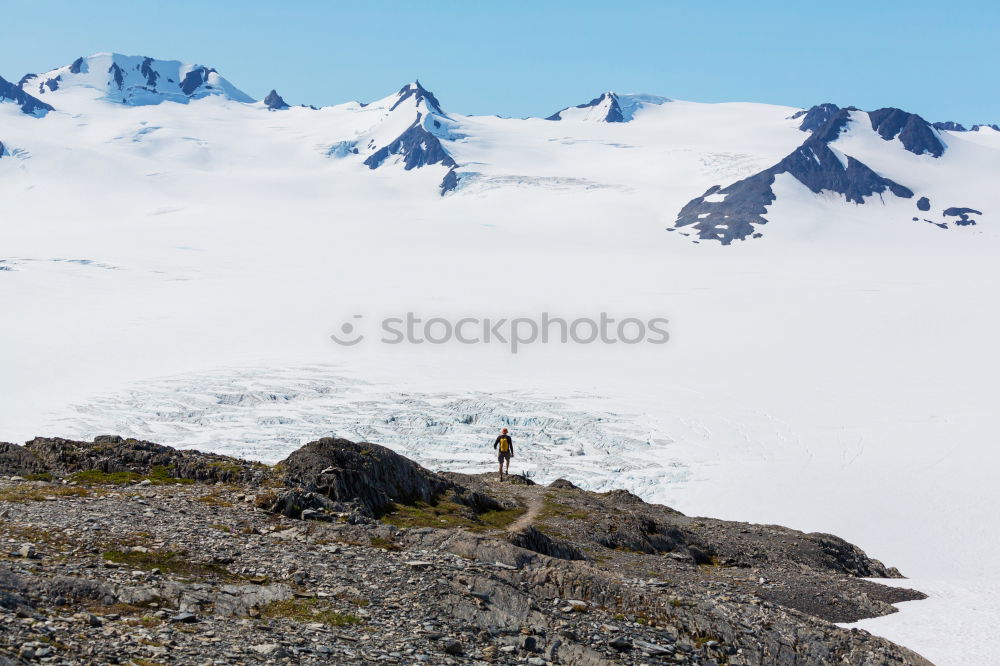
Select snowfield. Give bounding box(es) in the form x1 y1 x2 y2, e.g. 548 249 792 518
2 54 999 665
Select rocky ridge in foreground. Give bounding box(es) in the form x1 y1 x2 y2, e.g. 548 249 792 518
0 436 930 665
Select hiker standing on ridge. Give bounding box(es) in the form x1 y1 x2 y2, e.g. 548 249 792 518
494 428 514 480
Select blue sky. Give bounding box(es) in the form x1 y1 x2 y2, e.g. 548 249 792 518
3 0 997 125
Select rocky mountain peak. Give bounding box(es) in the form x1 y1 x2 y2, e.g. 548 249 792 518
0 74 53 116
263 89 289 110
17 53 255 107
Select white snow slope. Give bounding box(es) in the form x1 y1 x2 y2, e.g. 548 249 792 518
2 54 999 665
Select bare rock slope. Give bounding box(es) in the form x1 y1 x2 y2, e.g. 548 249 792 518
0 436 930 665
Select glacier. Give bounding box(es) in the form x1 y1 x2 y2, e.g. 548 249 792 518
1 52 1000 665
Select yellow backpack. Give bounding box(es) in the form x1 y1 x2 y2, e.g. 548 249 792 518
498 436 511 452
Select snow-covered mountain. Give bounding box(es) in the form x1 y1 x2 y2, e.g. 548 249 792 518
353 81 460 194
0 74 52 116
546 91 672 122
1 52 997 245
263 89 289 110
672 104 987 244
3 52 1000 666
932 120 1000 132
17 53 254 106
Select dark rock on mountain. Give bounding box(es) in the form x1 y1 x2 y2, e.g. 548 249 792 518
808 532 902 578
933 120 967 131
0 442 48 476
943 207 981 226
389 80 443 114
363 121 456 171
279 437 450 516
674 108 916 244
1 436 265 484
179 67 216 96
439 167 460 195
972 123 1000 131
546 92 625 122
868 108 945 157
674 178 773 245
20 569 116 607
361 81 458 195
593 512 701 556
809 107 855 143
263 89 289 110
508 526 586 561
278 437 500 518
445 465 924 626
602 487 650 507
0 435 931 664
22 54 255 106
548 478 579 490
0 75 54 116
140 57 159 87
791 102 840 132
782 141 913 203
676 121 912 243
0 570 38 618
917 196 931 211
108 62 125 89
364 120 459 196
262 487 356 522
602 97 625 123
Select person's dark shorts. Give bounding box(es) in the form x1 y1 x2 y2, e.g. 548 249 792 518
498 450 511 462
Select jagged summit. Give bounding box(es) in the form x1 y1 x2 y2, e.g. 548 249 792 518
0 74 53 116
1 53 992 239
546 91 671 122
263 89 289 110
17 53 254 106
388 80 445 115
672 106 959 244
933 120 1000 133
547 92 624 122
790 103 842 132
330 80 460 195
933 120 968 132
793 105 946 158
868 107 945 158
